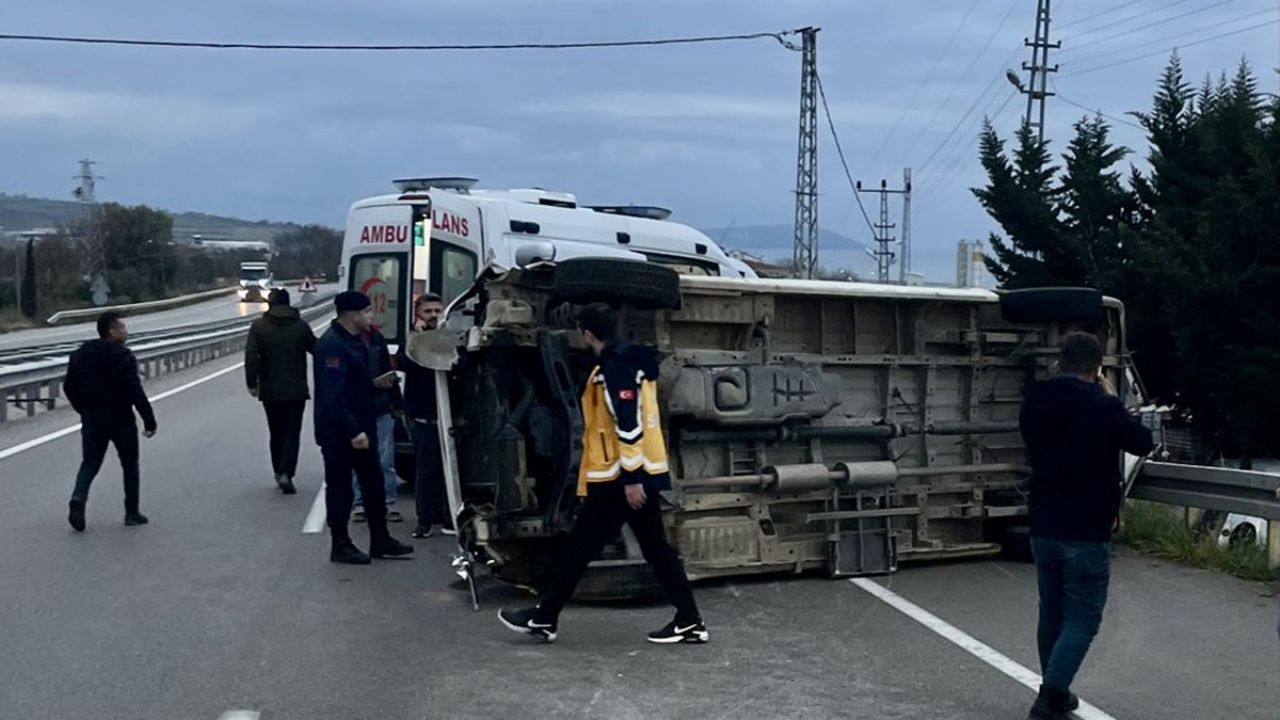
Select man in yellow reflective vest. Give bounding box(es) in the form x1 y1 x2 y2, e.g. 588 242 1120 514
500 303 706 644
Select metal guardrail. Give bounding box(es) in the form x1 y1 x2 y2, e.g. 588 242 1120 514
45 286 238 324
1130 461 1280 520
5 290 337 366
42 279 325 324
0 304 332 424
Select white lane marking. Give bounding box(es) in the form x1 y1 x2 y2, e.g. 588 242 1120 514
303 482 327 534
0 362 246 463
217 712 260 720
850 578 1119 720
0 423 82 462
0 318 330 464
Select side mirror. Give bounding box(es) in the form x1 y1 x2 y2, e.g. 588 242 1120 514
514 241 556 267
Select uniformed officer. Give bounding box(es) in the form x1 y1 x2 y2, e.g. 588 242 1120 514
313 291 414 565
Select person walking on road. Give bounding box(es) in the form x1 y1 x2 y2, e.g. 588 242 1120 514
245 288 316 495
499 303 706 644
64 312 158 531
313 291 413 565
401 294 449 539
352 325 404 523
1019 332 1155 720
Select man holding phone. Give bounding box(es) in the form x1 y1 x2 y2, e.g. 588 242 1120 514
1019 332 1154 719
313 291 413 565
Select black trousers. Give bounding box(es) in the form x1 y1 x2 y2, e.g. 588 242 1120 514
72 421 141 513
263 401 306 478
412 420 446 527
535 482 700 625
322 443 387 537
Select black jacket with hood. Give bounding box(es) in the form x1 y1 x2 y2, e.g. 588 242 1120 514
245 305 316 404
64 339 157 432
1019 376 1155 543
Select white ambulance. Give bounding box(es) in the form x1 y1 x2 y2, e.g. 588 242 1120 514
338 177 754 347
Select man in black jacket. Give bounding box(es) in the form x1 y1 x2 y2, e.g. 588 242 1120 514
1019 332 1154 720
64 312 158 531
402 293 447 539
246 288 316 494
313 291 413 565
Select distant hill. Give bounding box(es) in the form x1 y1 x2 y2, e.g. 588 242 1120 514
0 193 303 245
701 224 877 275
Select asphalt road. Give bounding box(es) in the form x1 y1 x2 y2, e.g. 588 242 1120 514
0 283 337 353
0 351 1276 720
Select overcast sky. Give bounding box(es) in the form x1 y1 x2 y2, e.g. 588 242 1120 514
2 0 1277 281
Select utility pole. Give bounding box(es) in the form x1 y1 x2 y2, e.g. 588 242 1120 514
857 178 908 283
785 27 820 279
899 167 912 284
73 159 109 305
1017 0 1059 141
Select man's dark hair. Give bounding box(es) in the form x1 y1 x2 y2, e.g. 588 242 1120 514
268 288 291 307
97 311 123 339
1058 332 1104 376
576 302 619 343
415 292 443 308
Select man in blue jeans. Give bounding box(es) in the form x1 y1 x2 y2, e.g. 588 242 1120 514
353 326 403 523
1019 332 1154 719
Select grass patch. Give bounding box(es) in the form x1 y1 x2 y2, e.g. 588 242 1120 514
0 309 36 333
1120 500 1277 582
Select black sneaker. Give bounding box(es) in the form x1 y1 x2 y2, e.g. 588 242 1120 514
330 540 371 565
352 507 366 523
68 498 86 532
498 607 557 642
411 525 434 539
369 536 415 559
276 474 297 495
124 512 150 527
1027 685 1073 720
647 618 709 644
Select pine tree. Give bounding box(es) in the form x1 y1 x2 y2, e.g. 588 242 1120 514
976 116 1136 294
974 121 1063 288
1129 58 1280 460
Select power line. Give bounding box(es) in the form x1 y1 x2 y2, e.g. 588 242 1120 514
1052 85 1146 129
917 44 1022 174
921 87 1018 196
1061 0 1240 52
863 0 983 172
1064 18 1280 76
1065 6 1279 65
815 73 879 240
920 87 1020 198
897 0 1023 171
1057 0 1151 30
0 29 801 52
1059 0 1197 40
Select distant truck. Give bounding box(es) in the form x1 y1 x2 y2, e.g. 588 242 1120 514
237 261 277 302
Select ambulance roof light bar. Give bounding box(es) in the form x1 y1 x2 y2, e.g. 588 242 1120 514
586 205 673 221
393 177 478 194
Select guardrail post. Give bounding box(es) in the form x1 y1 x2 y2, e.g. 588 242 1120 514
1269 524 1280 571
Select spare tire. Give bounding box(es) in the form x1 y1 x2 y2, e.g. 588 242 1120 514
552 258 681 310
1000 287 1104 324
